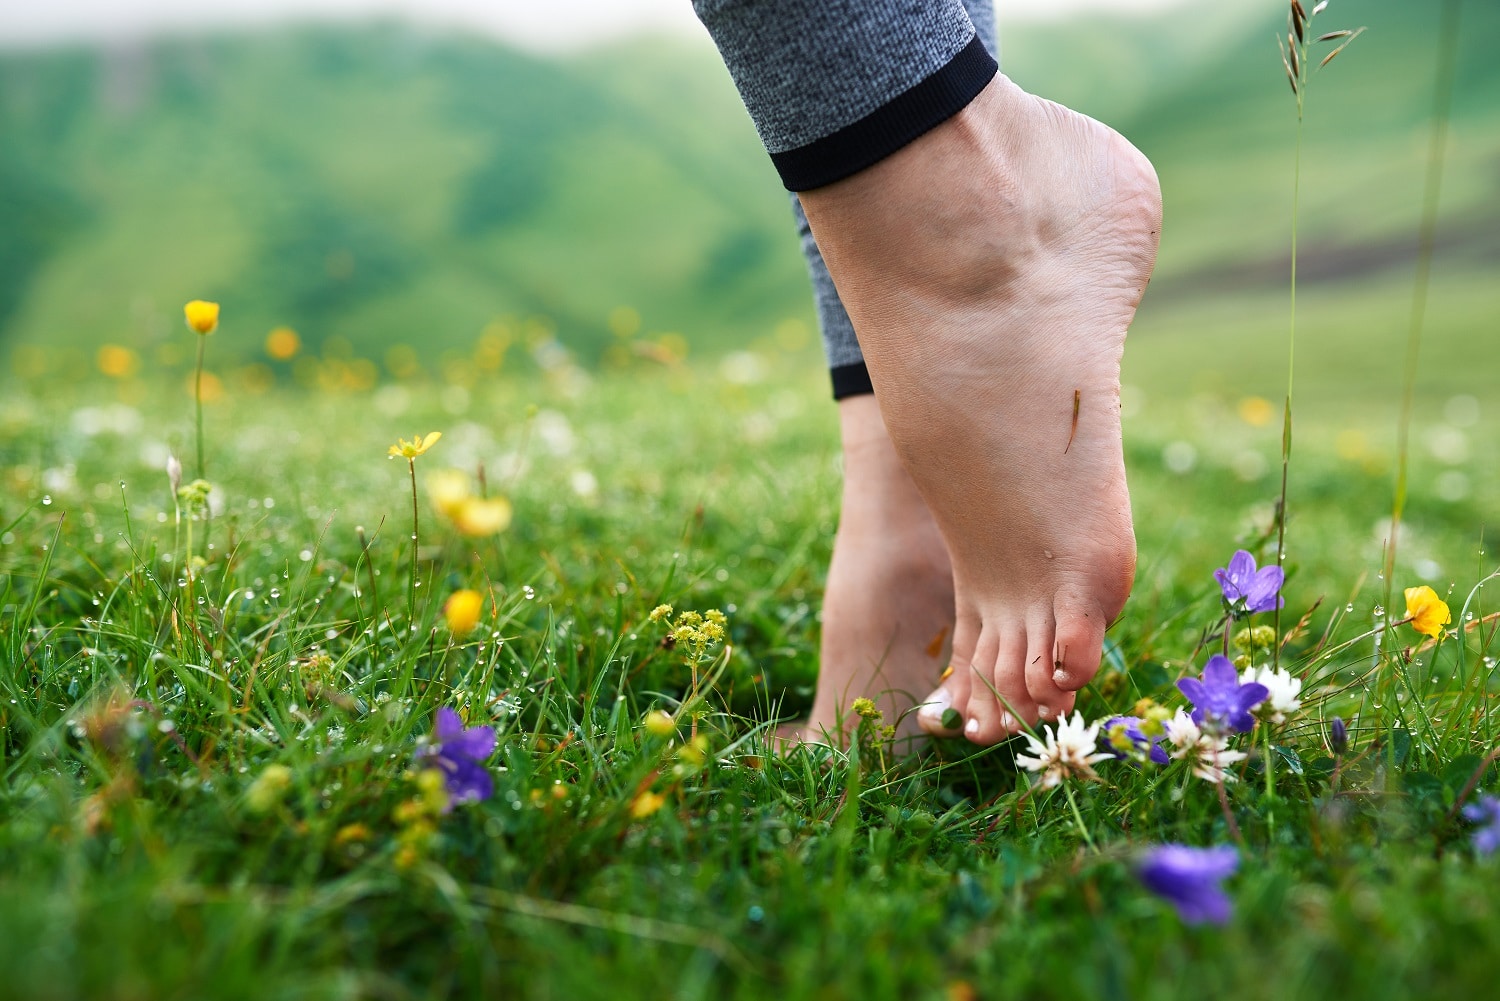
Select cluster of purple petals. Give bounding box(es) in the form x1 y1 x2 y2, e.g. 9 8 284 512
1178 655 1267 734
1463 795 1500 856
423 707 496 810
1215 549 1285 615
1138 844 1239 925
1101 716 1170 765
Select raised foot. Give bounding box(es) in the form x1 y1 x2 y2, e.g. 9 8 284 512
797 74 1162 745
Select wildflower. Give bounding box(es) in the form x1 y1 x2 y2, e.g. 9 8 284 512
644 710 676 737
452 496 512 537
183 300 220 335
1232 624 1278 655
1101 715 1170 765
1462 795 1500 856
1163 710 1248 784
420 707 495 809
426 468 471 517
1178 654 1267 735
1138 844 1238 925
1237 666 1302 724
631 789 667 819
648 604 673 623
1214 549 1284 615
265 326 300 360
166 453 183 496
1404 585 1451 639
1329 717 1348 755
389 431 442 459
245 764 293 813
1013 712 1111 788
97 344 140 378
443 589 484 636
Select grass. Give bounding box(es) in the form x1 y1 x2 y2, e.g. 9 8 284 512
1 330 1498 998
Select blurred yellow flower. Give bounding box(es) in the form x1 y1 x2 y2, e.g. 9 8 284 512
245 764 293 813
96 344 140 378
444 588 484 636
389 431 442 459
630 789 666 819
1404 586 1452 639
184 300 220 335
452 496 512 537
426 468 471 518
1237 396 1275 427
265 326 301 360
644 710 675 737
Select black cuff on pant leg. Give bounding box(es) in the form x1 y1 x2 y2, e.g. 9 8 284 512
830 363 875 400
771 36 998 192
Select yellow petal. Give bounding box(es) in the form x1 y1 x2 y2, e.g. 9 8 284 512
452 496 512 537
1404 585 1452 639
418 431 442 454
443 589 484 636
184 300 220 335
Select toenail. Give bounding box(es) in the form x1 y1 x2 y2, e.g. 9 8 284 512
918 688 952 724
1000 713 1017 730
965 717 980 736
1037 705 1054 719
1053 668 1073 687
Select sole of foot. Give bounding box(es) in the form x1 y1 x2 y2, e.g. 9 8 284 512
797 74 1162 745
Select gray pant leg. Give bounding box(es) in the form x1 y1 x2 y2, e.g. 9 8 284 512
783 1 999 397
694 0 997 191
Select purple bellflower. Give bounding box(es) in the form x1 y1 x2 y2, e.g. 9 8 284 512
1462 795 1500 856
1101 716 1170 766
1138 844 1239 925
423 707 496 810
1215 549 1284 615
1177 655 1268 735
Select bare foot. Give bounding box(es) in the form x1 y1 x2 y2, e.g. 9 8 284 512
797 75 1161 744
782 395 955 749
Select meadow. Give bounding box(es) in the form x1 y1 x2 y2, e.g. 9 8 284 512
4 0 1500 998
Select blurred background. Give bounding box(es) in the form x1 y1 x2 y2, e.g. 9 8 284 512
2 0 1495 395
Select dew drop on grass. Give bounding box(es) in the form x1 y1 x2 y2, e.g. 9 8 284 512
1374 606 1385 617
523 586 535 600
1346 604 1354 612
41 496 51 505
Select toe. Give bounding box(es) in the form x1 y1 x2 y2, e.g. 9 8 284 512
1051 598 1108 692
919 610 977 736
1024 608 1073 718
965 622 1035 744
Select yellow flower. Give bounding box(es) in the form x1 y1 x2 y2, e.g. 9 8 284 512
184 300 220 335
452 496 512 537
265 326 300 360
643 710 676 737
444 589 484 636
96 344 140 378
245 764 293 813
389 431 442 459
1404 586 1452 639
426 468 472 518
630 789 666 819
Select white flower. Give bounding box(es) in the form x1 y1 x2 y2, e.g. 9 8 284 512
1014 712 1111 788
1239 665 1302 724
1164 709 1247 784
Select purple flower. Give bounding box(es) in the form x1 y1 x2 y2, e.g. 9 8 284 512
1138 844 1238 925
422 708 496 809
1329 717 1348 755
1177 655 1268 734
1214 550 1284 615
1462 795 1500 856
1100 716 1170 765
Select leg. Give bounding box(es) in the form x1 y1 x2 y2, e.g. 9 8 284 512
781 0 997 746
698 0 1160 744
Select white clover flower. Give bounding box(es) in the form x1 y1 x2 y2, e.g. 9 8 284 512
1239 666 1302 724
1014 712 1111 788
1164 709 1247 784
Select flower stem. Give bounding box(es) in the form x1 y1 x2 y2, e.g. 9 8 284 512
408 458 419 623
1062 783 1098 853
194 334 207 480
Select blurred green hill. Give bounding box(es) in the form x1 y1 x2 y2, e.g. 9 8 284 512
0 0 1496 369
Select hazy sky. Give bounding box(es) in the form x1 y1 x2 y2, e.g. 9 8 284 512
0 0 1199 51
